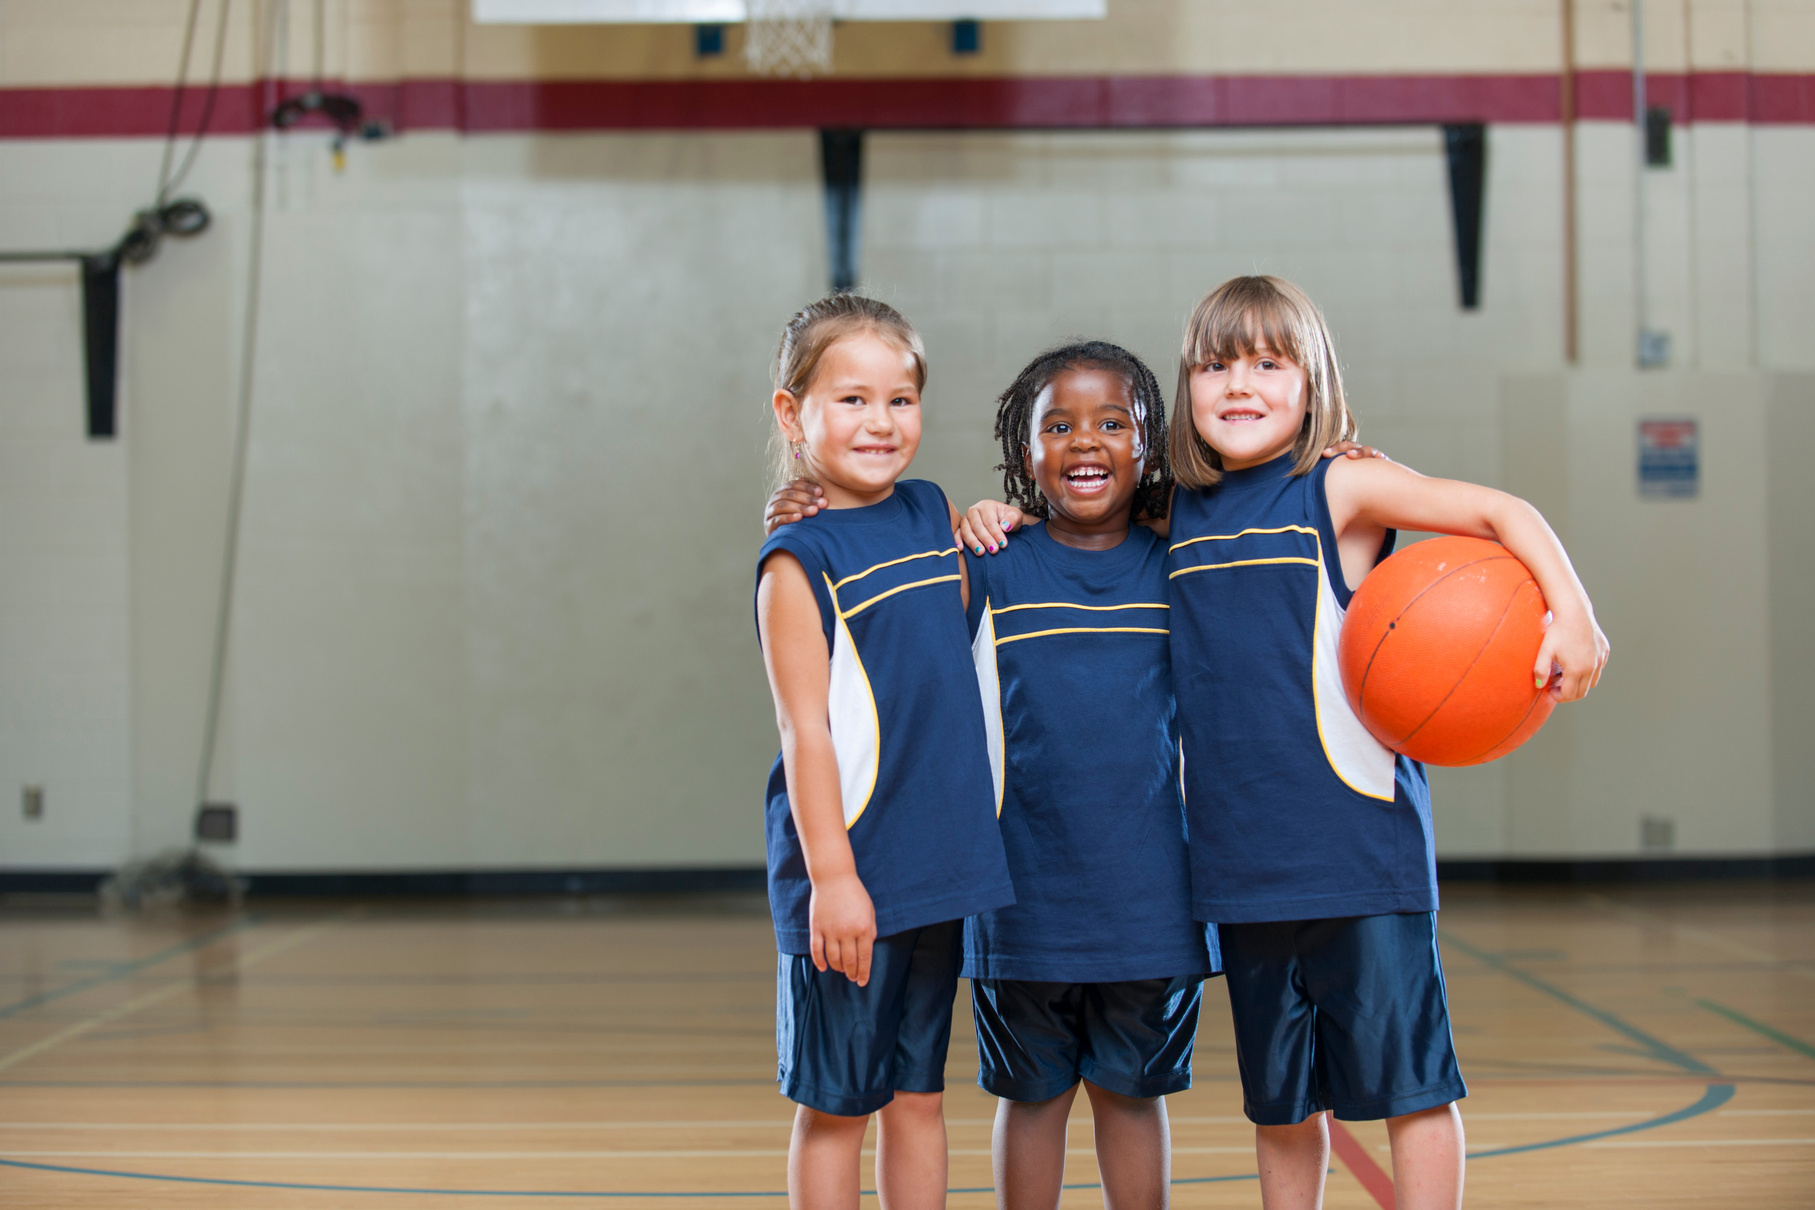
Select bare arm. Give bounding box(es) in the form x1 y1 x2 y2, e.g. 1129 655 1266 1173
945 499 972 609
954 443 1384 552
756 551 876 984
1324 457 1610 701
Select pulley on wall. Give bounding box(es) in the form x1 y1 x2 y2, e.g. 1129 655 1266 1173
271 88 392 172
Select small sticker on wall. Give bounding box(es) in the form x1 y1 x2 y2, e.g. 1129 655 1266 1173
1638 418 1698 499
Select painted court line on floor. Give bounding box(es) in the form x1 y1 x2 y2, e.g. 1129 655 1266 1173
0 1120 803 1131
1581 896 1815 982
1582 1137 1815 1148
0 1146 1265 1160
0 916 258 1019
1439 931 1718 1076
0 922 1767 1202
0 913 354 1074
1328 1118 1396 1209
0 1157 1261 1199
1696 999 1815 1061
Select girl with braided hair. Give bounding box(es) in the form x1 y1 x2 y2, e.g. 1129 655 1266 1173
955 342 1212 1210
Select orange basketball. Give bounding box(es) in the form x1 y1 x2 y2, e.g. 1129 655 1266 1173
1338 536 1555 767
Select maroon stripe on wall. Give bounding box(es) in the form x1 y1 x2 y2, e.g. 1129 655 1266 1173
3 72 1812 139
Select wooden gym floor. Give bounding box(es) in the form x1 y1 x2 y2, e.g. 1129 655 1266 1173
1 882 1812 1208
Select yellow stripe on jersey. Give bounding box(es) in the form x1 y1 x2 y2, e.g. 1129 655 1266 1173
1167 523 1318 553
832 547 959 590
995 626 1170 646
840 574 963 620
990 601 1169 614
1168 556 1319 580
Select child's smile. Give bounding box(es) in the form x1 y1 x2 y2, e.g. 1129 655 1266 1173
1026 366 1144 549
1190 344 1308 471
778 333 923 508
1063 461 1113 495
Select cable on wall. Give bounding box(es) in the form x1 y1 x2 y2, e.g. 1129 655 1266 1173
194 0 282 824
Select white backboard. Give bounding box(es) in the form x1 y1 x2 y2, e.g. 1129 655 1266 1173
473 0 1104 22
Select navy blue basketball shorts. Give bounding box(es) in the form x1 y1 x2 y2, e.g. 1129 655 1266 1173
971 975 1205 1103
1218 911 1467 1125
776 919 962 1118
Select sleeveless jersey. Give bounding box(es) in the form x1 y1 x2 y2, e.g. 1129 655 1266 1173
756 479 1015 954
963 523 1214 982
1167 455 1435 923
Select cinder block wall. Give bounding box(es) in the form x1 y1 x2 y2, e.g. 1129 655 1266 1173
1 0 1811 871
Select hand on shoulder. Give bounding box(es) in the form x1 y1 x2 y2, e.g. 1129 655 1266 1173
764 478 825 536
958 499 1026 555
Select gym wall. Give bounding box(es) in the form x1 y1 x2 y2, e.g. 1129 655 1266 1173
1 0 1812 875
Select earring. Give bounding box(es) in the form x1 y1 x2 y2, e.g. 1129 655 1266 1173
792 440 804 460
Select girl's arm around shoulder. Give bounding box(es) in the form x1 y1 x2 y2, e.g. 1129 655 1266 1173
945 498 972 609
755 550 876 985
1322 457 1611 703
957 443 1384 551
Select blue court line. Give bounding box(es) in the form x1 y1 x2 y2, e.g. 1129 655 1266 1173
0 916 258 1019
0 1162 790 1198
1 928 1740 1199
0 1078 779 1090
0 1085 1730 1199
1438 931 1718 1075
0 1159 1260 1199
1467 1082 1735 1158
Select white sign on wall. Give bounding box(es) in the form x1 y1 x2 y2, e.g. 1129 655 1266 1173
1637 417 1699 499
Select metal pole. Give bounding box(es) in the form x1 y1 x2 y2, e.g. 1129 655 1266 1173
1561 0 1578 364
1633 0 1654 366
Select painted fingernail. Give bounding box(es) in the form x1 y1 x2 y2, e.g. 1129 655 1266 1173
987 544 997 553
1535 674 1546 689
975 546 985 554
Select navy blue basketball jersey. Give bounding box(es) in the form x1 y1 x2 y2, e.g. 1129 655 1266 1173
1167 455 1435 923
757 479 1015 954
963 523 1214 982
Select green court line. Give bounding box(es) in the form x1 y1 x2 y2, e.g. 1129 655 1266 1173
0 916 258 1020
1439 931 1718 1076
1697 999 1815 1061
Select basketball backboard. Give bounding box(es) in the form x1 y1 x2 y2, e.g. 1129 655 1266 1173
472 0 1104 21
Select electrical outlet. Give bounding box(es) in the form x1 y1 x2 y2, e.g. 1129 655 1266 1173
22 785 43 820
195 803 237 842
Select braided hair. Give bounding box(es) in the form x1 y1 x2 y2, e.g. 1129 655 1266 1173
993 340 1172 521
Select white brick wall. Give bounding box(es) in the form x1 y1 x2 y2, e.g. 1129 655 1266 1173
0 118 1810 869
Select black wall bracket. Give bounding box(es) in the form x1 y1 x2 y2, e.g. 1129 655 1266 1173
0 198 210 439
1442 123 1487 310
80 254 123 438
820 129 864 292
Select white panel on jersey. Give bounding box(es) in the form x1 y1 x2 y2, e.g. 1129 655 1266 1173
474 0 1104 22
972 605 1005 816
1310 554 1397 801
827 605 881 828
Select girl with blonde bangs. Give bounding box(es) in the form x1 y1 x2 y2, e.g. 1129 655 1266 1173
1169 275 1356 491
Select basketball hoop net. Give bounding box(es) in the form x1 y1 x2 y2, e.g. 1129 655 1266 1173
744 0 834 77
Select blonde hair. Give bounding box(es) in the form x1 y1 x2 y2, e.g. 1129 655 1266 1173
1168 275 1355 490
768 293 927 487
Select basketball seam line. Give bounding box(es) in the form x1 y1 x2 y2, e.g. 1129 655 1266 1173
1354 554 1519 747
1394 577 1528 750
1355 555 1514 698
1467 678 1552 764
